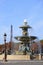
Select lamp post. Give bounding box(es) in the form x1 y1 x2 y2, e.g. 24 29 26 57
4 33 7 61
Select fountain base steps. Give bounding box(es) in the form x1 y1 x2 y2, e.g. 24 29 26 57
0 54 42 60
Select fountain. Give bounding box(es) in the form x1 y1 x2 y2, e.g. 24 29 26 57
14 19 37 55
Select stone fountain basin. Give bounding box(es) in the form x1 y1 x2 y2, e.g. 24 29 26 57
15 36 37 41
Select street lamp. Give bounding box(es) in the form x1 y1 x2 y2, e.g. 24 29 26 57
4 33 7 61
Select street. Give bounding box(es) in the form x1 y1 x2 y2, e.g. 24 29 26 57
0 60 43 65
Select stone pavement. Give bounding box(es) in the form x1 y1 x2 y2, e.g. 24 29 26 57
0 60 43 65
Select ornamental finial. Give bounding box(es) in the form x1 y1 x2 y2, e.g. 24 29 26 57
24 19 27 25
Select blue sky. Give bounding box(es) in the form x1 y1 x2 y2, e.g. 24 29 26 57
0 0 43 44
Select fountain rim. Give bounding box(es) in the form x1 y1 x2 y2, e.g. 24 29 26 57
14 36 37 41
19 25 32 28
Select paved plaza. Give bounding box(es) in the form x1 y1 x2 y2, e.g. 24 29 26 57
0 60 43 65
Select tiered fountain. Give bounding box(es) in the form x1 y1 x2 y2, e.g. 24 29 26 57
15 19 37 55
